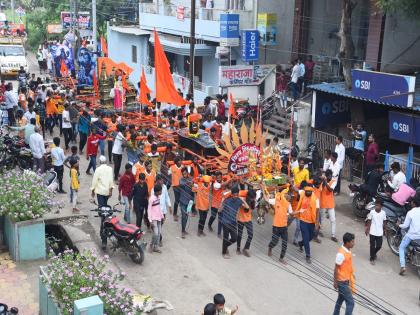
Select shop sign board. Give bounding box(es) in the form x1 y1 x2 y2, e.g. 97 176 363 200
220 14 239 46
312 91 351 128
219 64 275 87
61 11 91 30
389 111 414 143
241 30 259 62
352 69 416 108
257 13 277 45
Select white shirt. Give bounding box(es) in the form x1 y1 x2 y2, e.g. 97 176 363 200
299 63 305 77
222 122 230 136
91 164 114 196
399 207 420 240
24 110 36 122
62 110 72 129
51 146 66 166
291 159 299 170
5 90 18 109
42 48 48 59
29 132 46 159
112 132 124 155
47 52 53 69
202 120 215 130
152 184 171 215
291 64 300 83
335 143 346 169
323 158 332 172
388 171 406 191
335 245 351 265
330 160 341 178
367 210 387 236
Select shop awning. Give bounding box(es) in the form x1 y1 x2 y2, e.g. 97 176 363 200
309 82 420 112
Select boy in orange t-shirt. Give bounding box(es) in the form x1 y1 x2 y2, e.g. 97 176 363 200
193 175 212 236
236 189 257 257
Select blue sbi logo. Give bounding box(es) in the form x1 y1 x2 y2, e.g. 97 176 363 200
322 103 332 114
355 79 370 90
321 100 349 115
393 121 410 133
355 80 361 88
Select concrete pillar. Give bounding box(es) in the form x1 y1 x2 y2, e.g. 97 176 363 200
74 295 103 315
295 101 312 151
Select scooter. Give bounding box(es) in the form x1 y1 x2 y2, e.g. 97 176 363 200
386 216 420 278
0 303 18 314
90 202 146 264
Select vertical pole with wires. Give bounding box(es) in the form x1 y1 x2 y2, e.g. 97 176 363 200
92 0 97 52
188 0 196 99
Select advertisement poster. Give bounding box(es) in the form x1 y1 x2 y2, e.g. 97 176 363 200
219 64 276 87
220 13 240 46
228 143 261 175
257 13 277 45
77 47 97 94
61 11 91 30
241 30 259 62
50 43 75 77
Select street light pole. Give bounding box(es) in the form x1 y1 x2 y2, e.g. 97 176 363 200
188 0 196 99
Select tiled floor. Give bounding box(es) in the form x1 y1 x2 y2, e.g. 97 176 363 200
0 251 40 315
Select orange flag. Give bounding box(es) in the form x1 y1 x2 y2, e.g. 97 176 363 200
154 30 189 106
101 36 108 56
121 75 130 91
229 93 236 118
140 67 153 107
60 60 69 77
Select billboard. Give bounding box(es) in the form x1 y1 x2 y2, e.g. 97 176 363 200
220 14 239 47
257 13 277 46
312 91 351 128
388 111 414 144
219 64 275 87
50 43 75 77
241 30 259 62
77 47 97 94
352 69 416 108
61 11 91 30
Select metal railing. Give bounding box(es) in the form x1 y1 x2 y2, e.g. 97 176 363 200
381 152 420 183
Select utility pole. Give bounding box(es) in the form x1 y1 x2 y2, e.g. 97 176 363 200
188 0 196 99
92 0 97 52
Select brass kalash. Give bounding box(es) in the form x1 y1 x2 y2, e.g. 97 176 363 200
98 64 138 110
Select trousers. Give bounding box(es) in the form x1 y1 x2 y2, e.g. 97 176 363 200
298 221 315 257
222 223 237 254
369 234 383 261
237 221 253 250
269 226 288 258
333 281 354 315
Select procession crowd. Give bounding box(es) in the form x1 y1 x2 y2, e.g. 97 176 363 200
2 63 420 315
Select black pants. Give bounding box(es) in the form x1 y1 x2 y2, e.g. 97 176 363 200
62 127 73 150
334 170 342 194
39 118 46 138
134 203 147 229
198 210 208 232
54 165 64 191
369 235 383 261
269 226 288 259
57 114 63 135
71 122 78 141
7 108 15 126
113 153 122 181
47 115 56 134
79 132 88 152
208 207 223 236
173 186 180 216
222 223 237 255
237 221 253 250
107 140 114 162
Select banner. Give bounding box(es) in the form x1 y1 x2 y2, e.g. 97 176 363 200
47 24 63 34
241 30 259 62
352 69 416 108
388 111 414 144
61 11 91 30
220 14 240 47
228 143 261 176
77 47 96 94
50 43 75 78
219 64 275 87
257 13 277 46
312 91 351 128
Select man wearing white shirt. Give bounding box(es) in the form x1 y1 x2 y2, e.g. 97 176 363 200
62 103 73 151
51 137 66 194
112 125 125 181
399 197 420 275
388 162 406 192
152 175 172 247
334 136 346 195
298 58 305 94
290 60 300 101
323 149 332 173
29 126 46 173
24 103 37 122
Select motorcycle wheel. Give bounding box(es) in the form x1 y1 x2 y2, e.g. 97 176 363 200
128 244 144 264
352 195 367 218
386 229 401 256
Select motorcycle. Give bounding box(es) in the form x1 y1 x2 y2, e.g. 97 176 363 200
0 303 18 315
386 216 420 277
91 203 146 264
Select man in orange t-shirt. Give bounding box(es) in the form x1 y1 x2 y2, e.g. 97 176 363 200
193 175 211 236
208 171 230 237
143 160 156 194
236 190 256 257
169 157 183 221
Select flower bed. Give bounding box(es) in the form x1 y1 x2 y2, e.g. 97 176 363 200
41 249 142 315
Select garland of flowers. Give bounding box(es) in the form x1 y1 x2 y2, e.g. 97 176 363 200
42 249 142 315
0 170 60 222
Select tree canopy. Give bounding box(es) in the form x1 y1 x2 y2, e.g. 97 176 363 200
377 0 420 18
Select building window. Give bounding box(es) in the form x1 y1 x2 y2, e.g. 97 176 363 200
132 45 137 63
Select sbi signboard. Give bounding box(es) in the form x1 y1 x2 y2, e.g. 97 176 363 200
352 69 416 108
389 111 420 145
312 91 351 128
241 30 259 62
220 14 240 47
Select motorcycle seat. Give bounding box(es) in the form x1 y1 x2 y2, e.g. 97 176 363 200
383 200 406 215
410 239 420 247
106 217 141 236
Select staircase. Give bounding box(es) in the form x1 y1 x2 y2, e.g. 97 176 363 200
263 108 293 138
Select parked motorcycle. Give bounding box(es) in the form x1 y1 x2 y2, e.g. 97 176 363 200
91 203 146 264
0 303 18 315
386 216 420 277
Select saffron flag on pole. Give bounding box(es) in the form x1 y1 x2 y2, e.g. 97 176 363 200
100 36 108 56
93 70 99 97
60 59 69 77
140 67 153 107
229 93 236 119
154 30 189 106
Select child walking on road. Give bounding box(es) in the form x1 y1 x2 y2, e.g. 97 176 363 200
365 199 387 265
148 184 164 253
70 160 80 213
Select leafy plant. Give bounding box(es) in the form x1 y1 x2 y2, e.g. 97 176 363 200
42 249 142 315
0 169 60 222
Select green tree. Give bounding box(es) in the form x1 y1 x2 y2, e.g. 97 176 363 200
376 0 420 18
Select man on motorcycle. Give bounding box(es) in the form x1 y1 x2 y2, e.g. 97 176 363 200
349 163 384 199
388 162 406 192
399 197 420 275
